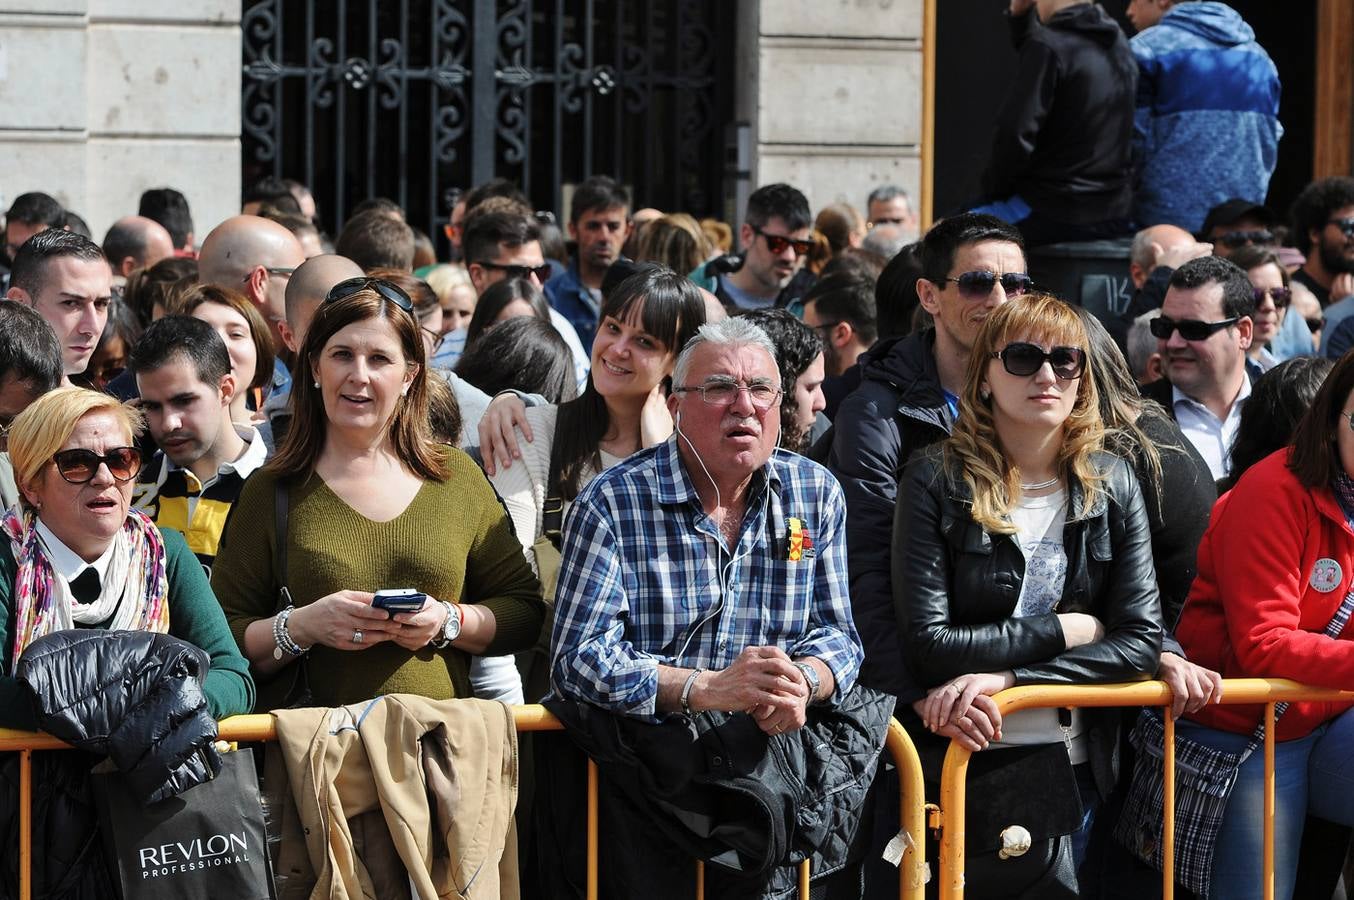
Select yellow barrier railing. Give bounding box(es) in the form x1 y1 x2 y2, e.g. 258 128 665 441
934 679 1354 900
0 705 927 900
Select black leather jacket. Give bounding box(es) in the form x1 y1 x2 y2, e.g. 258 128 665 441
892 447 1162 794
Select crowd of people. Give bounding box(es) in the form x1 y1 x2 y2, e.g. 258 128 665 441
1 0 1354 898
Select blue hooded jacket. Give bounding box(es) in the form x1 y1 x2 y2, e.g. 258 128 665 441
1131 2 1282 232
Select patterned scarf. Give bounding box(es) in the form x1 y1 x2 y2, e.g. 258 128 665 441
2 506 170 671
1334 475 1354 530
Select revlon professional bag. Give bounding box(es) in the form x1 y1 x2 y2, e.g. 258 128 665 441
92 749 275 900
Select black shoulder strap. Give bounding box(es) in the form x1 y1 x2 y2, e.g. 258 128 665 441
274 478 292 611
541 421 566 550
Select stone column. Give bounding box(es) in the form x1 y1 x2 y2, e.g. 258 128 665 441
740 0 923 221
0 0 240 242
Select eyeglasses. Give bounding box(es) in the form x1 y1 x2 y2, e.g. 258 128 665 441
991 342 1085 380
751 226 813 258
869 217 907 228
51 447 142 485
1149 315 1240 341
1252 286 1292 308
944 271 1034 299
675 379 783 411
265 266 297 278
1329 217 1354 238
324 276 414 313
474 261 554 282
421 325 445 353
1217 230 1273 249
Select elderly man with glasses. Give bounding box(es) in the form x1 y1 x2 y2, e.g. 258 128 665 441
543 315 886 897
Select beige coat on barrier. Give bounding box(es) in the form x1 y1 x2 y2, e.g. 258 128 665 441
271 694 519 900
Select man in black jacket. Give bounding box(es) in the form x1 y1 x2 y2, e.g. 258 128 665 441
973 0 1136 247
828 213 1027 748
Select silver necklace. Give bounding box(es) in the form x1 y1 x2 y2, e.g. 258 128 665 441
1020 476 1060 491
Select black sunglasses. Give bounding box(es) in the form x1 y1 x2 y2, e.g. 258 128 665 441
324 277 414 313
1252 286 1292 308
1149 315 1240 341
476 261 553 282
992 342 1085 380
945 271 1034 299
1330 216 1354 239
52 447 142 485
751 226 813 257
1217 229 1273 249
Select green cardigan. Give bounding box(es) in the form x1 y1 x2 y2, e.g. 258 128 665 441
0 526 256 730
211 450 546 711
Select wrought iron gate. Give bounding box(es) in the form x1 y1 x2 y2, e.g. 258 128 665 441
241 0 736 244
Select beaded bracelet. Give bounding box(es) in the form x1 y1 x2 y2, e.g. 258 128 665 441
271 606 307 660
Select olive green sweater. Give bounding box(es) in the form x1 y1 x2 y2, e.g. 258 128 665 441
0 527 255 729
212 450 545 711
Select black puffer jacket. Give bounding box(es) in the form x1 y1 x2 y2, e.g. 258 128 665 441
540 684 894 900
17 629 222 803
826 330 953 703
892 447 1163 796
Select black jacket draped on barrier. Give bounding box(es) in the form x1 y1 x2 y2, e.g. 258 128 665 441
536 684 895 900
0 630 221 900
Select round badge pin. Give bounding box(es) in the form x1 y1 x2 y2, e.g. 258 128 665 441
1310 558 1343 593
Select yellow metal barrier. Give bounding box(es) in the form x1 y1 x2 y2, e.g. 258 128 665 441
933 679 1354 900
0 705 927 900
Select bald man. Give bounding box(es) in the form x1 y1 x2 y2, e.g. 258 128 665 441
280 254 364 354
102 216 174 281
1112 224 1213 349
198 215 307 353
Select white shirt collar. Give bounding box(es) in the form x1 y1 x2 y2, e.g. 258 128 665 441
1170 370 1252 421
35 518 117 584
169 423 268 487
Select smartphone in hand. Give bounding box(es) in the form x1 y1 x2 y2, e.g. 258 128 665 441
372 588 428 617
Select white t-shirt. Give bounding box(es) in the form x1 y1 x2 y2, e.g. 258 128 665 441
989 488 1087 763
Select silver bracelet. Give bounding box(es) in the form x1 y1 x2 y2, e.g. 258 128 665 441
271 606 307 660
680 668 704 716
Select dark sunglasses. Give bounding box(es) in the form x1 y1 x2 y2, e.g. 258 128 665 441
1149 315 1239 341
325 277 414 313
476 261 554 282
52 447 142 485
1252 286 1292 307
1217 229 1273 249
1330 216 1354 238
752 226 813 257
945 271 1034 298
992 342 1085 380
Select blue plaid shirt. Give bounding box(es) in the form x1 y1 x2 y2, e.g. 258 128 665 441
549 437 863 718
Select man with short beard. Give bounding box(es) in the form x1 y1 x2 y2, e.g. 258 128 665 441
690 183 815 313
130 316 267 573
1291 176 1354 309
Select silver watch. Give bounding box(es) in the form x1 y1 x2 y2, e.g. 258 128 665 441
794 662 821 704
431 600 461 648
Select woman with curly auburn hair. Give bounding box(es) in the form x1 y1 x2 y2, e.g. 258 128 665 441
892 293 1163 896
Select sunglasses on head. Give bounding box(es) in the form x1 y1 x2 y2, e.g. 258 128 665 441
1330 216 1354 239
1149 315 1240 341
475 261 554 282
751 226 813 257
1217 229 1273 249
52 447 142 485
992 342 1085 380
1252 286 1292 307
324 277 414 313
945 271 1034 298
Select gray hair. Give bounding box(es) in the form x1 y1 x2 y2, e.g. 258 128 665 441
672 317 780 390
1129 227 1159 272
866 184 910 211
862 224 910 259
1126 309 1162 382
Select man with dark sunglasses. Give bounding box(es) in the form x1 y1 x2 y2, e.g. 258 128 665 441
1142 256 1256 480
689 183 815 314
542 175 630 351
1198 199 1278 263
1291 176 1354 310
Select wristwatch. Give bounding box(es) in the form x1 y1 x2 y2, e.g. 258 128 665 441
793 662 821 704
430 600 462 649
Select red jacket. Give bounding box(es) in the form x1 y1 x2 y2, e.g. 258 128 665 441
1177 449 1354 740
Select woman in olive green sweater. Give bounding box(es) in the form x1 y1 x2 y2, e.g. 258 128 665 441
212 278 544 710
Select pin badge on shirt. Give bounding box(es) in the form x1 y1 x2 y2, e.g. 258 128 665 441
787 517 815 562
1310 558 1343 594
